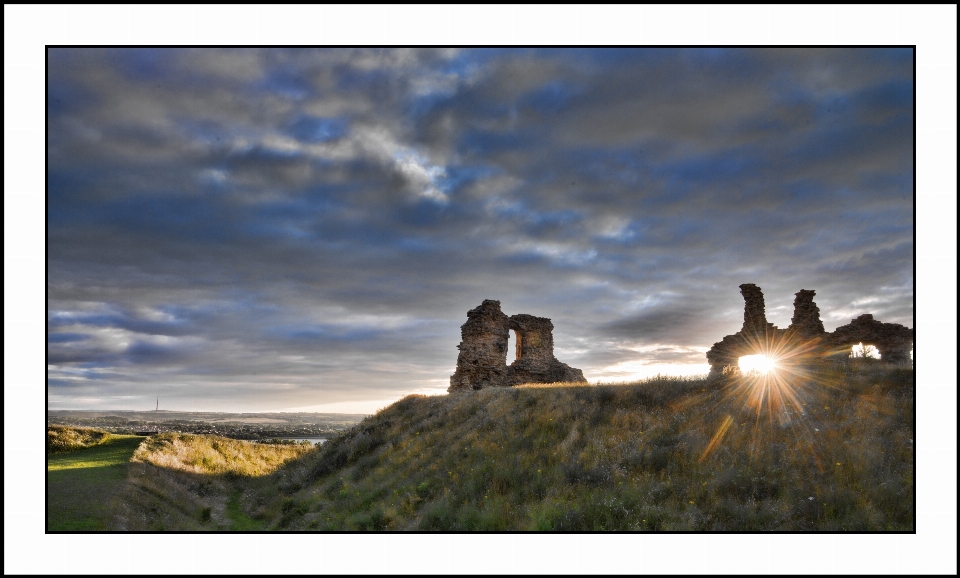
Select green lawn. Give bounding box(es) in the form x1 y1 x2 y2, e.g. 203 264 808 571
47 435 144 530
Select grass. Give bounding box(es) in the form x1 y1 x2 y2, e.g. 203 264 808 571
100 361 915 531
47 429 144 531
47 425 112 454
110 433 312 530
264 362 914 530
226 491 263 530
132 433 312 476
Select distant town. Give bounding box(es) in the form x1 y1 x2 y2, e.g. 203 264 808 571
47 410 367 441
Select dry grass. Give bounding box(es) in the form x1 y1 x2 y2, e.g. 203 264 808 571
107 361 914 531
262 361 913 530
47 425 111 454
132 433 312 477
110 433 314 530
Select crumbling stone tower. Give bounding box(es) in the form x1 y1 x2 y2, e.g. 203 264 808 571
449 300 511 391
740 283 775 336
705 284 787 376
449 300 585 392
706 284 913 377
788 289 826 340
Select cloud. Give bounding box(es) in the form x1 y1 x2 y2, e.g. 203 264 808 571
46 48 914 411
603 299 731 346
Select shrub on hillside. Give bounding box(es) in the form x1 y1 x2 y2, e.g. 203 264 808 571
47 425 110 453
132 433 314 477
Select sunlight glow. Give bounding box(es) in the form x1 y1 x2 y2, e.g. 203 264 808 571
507 329 519 364
850 343 881 359
738 354 777 374
589 361 710 383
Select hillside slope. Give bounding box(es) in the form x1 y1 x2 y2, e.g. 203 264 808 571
242 363 914 530
109 434 313 530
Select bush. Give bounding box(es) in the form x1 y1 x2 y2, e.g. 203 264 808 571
47 426 110 453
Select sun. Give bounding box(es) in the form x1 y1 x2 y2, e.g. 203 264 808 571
738 354 778 374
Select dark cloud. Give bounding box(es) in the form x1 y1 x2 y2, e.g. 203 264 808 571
603 300 731 346
47 48 914 411
47 332 91 343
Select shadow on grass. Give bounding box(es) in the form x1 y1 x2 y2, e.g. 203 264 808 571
47 435 145 531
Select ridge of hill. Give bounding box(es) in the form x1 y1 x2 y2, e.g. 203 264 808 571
109 362 914 531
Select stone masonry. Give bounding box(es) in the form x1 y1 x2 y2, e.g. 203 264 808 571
788 289 825 340
449 300 586 392
706 284 913 377
824 313 914 365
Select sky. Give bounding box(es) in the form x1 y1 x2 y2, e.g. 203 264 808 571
45 47 919 413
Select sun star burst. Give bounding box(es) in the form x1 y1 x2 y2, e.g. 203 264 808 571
739 354 777 374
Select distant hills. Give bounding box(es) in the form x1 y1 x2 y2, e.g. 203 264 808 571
47 410 367 440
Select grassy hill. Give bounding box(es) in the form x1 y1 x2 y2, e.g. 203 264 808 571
110 360 914 531
110 434 314 530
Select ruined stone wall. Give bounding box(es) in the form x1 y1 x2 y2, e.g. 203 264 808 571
824 314 914 365
449 300 511 391
507 314 585 386
740 283 774 335
706 284 913 377
449 302 585 392
705 284 789 374
788 289 825 340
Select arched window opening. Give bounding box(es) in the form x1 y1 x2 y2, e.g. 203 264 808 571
850 343 880 359
507 329 522 364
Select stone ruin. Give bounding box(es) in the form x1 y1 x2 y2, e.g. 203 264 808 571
449 300 586 392
706 283 914 378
